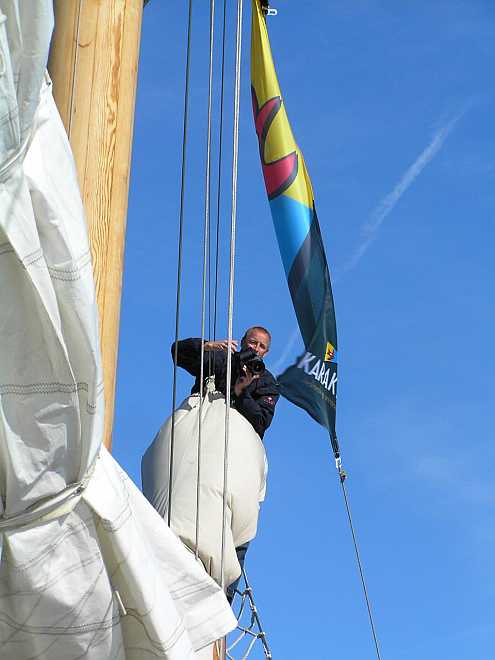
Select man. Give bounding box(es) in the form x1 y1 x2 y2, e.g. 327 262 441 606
173 326 279 602
172 326 279 439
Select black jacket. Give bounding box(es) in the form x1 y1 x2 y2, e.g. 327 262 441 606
172 338 279 439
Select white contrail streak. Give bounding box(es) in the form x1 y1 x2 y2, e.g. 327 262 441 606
343 112 465 273
273 111 466 371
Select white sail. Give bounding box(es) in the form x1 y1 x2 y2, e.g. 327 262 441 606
0 3 236 657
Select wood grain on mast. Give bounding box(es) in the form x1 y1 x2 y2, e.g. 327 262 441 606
48 0 143 450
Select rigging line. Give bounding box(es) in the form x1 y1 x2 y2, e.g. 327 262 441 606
212 0 228 342
240 568 273 659
220 0 243 592
169 0 194 527
337 459 383 660
68 0 84 139
196 0 216 560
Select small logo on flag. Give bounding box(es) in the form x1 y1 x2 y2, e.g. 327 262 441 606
324 342 335 362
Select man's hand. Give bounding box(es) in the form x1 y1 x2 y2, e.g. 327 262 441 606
204 339 238 352
234 366 259 397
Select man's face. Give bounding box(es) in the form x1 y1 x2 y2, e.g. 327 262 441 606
242 329 270 358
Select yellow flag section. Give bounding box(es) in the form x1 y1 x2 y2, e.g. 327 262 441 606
250 0 315 282
251 0 313 205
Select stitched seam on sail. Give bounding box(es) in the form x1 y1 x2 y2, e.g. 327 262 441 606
0 381 103 413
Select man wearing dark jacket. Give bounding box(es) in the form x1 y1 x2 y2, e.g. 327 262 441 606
172 326 278 601
172 326 279 439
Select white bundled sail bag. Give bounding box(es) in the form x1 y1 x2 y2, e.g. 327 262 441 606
142 385 268 588
0 2 236 657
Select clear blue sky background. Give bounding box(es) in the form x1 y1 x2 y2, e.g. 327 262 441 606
113 2 495 658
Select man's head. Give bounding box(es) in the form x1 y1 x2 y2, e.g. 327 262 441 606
240 326 271 358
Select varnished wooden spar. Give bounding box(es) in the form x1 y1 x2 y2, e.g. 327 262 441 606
48 0 143 450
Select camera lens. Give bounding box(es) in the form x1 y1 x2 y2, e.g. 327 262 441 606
246 356 265 374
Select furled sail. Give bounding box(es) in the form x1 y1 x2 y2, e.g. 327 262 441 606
142 383 267 590
251 0 339 448
0 3 235 657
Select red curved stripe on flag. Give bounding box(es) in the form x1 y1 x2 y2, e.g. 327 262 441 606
253 96 279 140
262 154 298 199
252 87 298 200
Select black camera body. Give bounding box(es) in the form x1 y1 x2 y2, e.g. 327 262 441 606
235 348 265 376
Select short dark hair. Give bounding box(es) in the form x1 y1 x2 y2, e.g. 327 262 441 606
241 326 271 346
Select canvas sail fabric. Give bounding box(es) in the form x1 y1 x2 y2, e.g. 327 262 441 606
0 2 236 658
142 386 268 589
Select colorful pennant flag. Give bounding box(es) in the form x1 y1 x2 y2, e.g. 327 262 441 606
251 0 339 451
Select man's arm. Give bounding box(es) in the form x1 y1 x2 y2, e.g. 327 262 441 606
171 338 237 377
234 373 279 439
171 338 205 377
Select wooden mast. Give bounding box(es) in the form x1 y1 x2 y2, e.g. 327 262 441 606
48 0 143 450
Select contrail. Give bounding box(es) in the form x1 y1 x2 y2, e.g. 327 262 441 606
273 111 466 371
342 111 465 273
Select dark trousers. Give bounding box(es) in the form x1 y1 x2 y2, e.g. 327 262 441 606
226 542 250 603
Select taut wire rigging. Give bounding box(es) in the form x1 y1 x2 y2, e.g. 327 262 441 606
212 0 228 342
334 448 383 660
195 0 216 560
220 0 244 593
169 0 193 526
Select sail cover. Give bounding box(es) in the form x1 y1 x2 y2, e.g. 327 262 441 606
142 387 268 589
251 0 339 447
0 3 235 658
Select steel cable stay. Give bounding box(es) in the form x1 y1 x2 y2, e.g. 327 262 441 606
196 0 216 561
212 0 228 344
220 0 243 594
328 432 383 659
333 448 383 660
208 0 227 382
169 0 193 527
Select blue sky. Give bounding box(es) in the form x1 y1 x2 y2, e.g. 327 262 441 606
114 1 495 657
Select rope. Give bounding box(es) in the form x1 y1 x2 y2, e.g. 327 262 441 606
212 0 228 342
195 0 216 560
67 0 84 139
334 451 383 660
220 0 243 592
227 569 272 659
169 0 193 527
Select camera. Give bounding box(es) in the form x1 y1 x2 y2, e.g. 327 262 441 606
236 348 265 376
